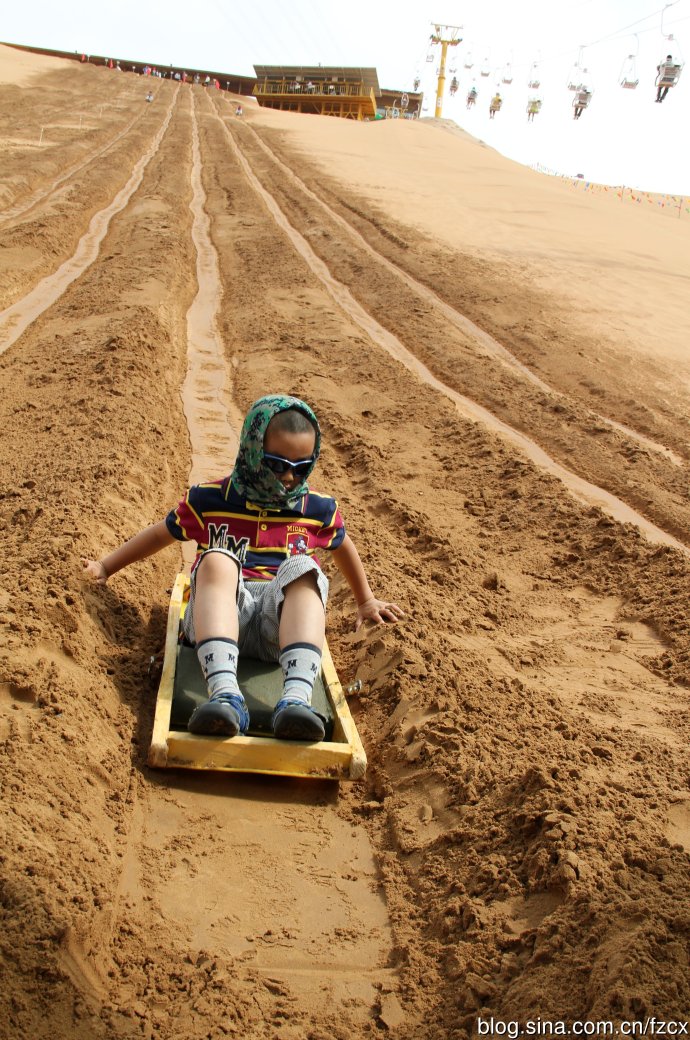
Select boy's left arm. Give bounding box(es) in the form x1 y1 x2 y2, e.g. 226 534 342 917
330 534 404 630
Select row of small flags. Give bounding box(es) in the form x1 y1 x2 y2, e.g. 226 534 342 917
573 181 688 213
529 165 688 214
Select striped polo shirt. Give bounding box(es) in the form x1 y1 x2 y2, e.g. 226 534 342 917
165 477 346 581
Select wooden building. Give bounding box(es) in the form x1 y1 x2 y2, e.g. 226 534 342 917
253 65 381 120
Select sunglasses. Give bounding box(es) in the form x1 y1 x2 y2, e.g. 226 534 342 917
263 452 315 478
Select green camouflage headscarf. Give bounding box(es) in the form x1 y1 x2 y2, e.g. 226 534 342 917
230 395 321 508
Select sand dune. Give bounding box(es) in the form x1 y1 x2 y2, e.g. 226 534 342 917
1 44 689 1039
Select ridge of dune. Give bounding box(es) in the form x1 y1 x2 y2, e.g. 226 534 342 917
0 41 76 83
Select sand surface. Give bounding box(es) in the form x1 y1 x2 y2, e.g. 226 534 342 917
1 44 689 1039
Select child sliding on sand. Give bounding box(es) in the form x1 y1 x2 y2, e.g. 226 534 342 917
83 395 404 742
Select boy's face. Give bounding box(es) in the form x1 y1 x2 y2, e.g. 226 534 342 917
263 427 317 491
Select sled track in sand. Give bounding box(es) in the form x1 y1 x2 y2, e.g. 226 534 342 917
140 91 399 1023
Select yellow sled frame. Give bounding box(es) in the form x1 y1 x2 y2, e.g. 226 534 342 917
148 573 367 780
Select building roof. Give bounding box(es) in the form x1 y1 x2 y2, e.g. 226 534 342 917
253 65 381 97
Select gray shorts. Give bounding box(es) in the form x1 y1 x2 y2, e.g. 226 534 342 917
183 548 329 662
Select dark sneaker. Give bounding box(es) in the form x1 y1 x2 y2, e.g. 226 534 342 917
188 692 250 737
272 698 326 742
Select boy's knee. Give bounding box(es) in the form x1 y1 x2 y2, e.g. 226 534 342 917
195 550 241 583
277 554 321 580
284 569 321 594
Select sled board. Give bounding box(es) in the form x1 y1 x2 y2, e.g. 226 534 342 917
148 573 367 780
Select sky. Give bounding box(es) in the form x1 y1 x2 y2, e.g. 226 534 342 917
3 0 690 194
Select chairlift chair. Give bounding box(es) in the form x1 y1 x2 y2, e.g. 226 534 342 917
620 54 639 89
572 87 592 110
480 60 491 77
659 6 685 79
651 3 682 103
654 21 684 99
567 46 587 90
655 57 683 90
449 76 459 95
502 63 513 85
528 62 540 89
619 35 640 89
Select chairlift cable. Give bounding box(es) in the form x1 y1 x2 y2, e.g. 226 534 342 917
583 0 680 48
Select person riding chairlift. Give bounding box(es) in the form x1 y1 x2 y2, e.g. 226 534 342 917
655 54 680 102
573 87 591 119
489 92 502 118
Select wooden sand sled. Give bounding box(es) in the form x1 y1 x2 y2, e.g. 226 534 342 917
148 573 367 780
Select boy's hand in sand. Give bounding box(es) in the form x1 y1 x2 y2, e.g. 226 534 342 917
82 558 108 584
355 597 405 630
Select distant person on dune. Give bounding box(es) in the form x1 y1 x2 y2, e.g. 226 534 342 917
235 104 243 117
83 395 403 742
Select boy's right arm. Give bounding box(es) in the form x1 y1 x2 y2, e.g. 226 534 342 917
82 520 176 584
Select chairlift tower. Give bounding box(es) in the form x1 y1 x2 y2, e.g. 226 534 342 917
429 23 462 117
